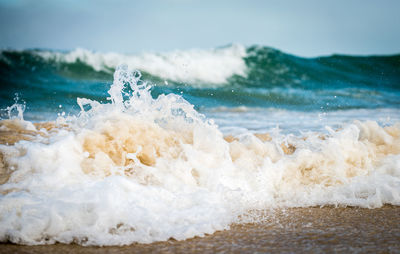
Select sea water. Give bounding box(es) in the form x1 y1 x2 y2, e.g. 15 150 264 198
0 45 399 245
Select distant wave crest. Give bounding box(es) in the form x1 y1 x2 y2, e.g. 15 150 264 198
34 44 248 86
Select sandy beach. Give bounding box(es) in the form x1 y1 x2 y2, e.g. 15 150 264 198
1 206 399 253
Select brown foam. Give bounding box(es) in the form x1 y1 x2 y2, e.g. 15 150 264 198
0 120 36 145
254 133 272 142
223 135 238 143
0 152 9 185
280 143 296 155
1 119 399 190
0 120 37 185
224 133 295 155
0 120 70 185
80 119 193 178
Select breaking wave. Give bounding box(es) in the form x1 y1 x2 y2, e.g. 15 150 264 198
1 44 399 115
0 67 399 245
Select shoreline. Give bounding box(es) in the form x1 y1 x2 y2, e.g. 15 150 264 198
1 206 399 253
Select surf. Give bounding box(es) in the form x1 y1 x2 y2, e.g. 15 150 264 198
0 67 399 245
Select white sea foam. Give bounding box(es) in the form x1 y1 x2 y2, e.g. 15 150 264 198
203 106 400 135
36 44 247 86
0 68 399 245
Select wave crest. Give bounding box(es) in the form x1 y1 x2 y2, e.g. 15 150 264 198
35 44 248 86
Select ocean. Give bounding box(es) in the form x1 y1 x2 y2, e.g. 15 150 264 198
0 44 399 247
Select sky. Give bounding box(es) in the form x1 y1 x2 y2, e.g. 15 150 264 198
0 0 399 57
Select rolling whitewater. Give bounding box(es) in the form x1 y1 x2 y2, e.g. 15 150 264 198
0 44 399 249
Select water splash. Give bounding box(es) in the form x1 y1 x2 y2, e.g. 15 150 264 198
0 68 399 246
0 94 26 121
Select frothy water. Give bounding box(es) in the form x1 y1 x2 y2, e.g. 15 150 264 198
0 67 399 245
34 45 247 85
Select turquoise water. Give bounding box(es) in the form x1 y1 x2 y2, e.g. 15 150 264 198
1 45 399 133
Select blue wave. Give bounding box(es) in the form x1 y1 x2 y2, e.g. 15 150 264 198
0 46 399 119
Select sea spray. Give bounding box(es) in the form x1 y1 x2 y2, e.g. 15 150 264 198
0 67 399 245
0 93 26 121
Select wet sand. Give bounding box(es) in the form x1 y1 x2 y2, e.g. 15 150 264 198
1 206 399 253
